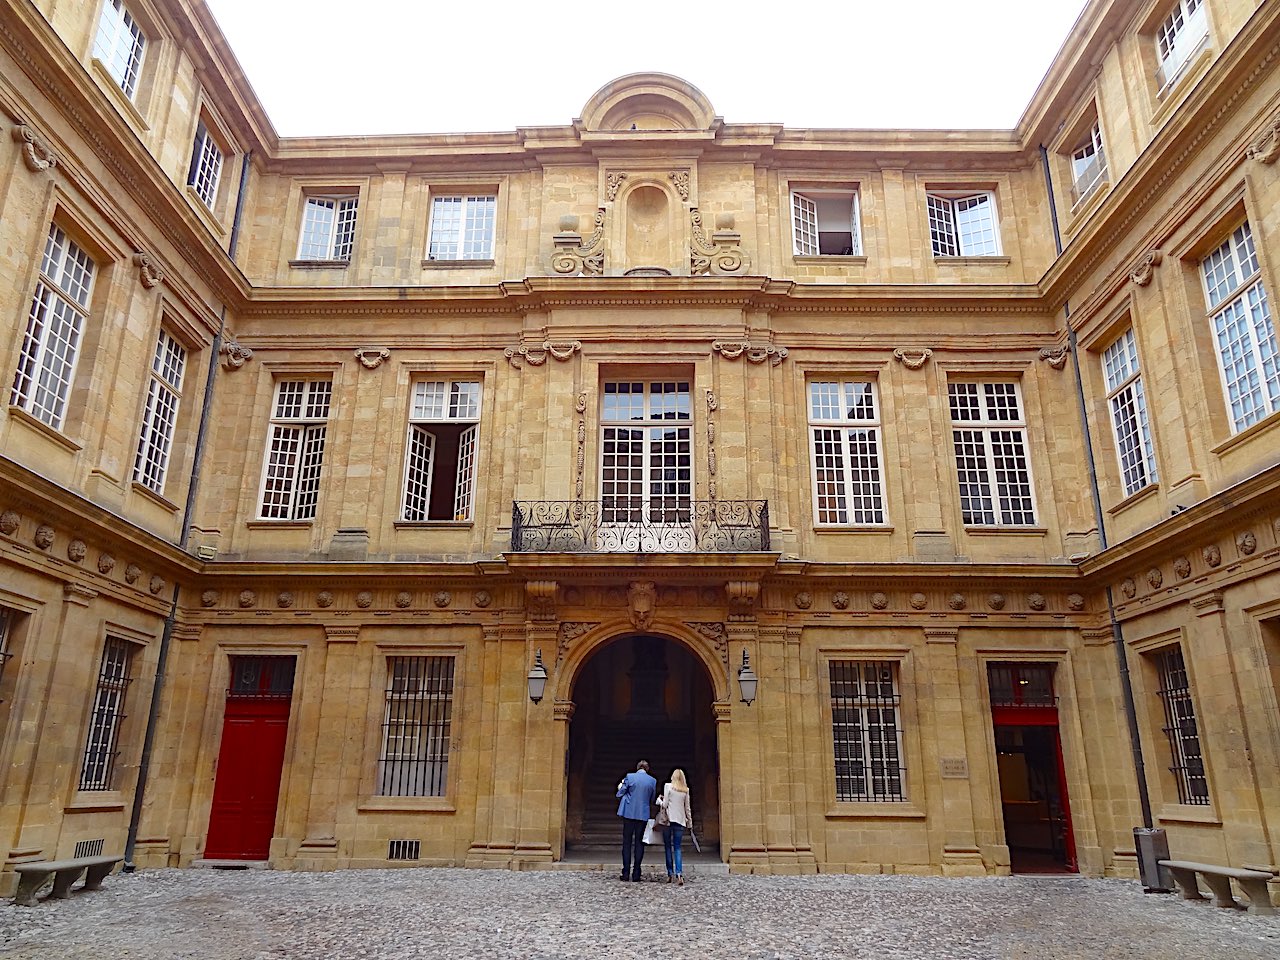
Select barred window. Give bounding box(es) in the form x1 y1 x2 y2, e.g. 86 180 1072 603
1156 0 1208 91
830 660 905 802
949 381 1036 526
258 380 332 520
791 190 861 256
297 195 358 261
80 637 134 791
11 225 95 430
427 195 496 261
187 120 224 209
133 329 186 494
1102 329 1158 497
401 380 481 522
92 0 146 100
988 662 1056 707
1200 221 1277 432
1070 122 1108 205
927 192 1000 257
1153 645 1209 805
601 381 692 525
378 656 454 797
808 380 886 525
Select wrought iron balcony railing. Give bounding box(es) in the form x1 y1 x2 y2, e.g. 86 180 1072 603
511 500 770 553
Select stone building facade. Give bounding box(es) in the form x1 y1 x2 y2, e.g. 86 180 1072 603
1 0 1278 891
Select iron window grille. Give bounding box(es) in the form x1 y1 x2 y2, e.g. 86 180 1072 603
1156 0 1208 92
73 838 105 859
808 380 886 525
387 839 421 861
1102 329 1158 497
948 381 1037 526
92 0 146 100
1200 221 1277 433
79 637 134 791
187 120 224 209
427 195 496 260
378 656 454 798
830 660 906 802
401 380 481 522
791 190 862 256
1070 122 1108 205
988 663 1057 707
227 656 296 699
298 195 359 261
927 192 1000 257
133 329 187 494
1154 646 1210 805
258 380 332 521
600 381 692 530
10 224 95 430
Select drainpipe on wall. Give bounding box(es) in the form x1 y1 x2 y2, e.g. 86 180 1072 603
1039 146 1153 830
124 151 254 871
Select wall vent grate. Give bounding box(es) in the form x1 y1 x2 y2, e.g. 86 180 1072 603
387 839 420 861
74 838 105 858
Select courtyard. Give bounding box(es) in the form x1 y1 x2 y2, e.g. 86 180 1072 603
1 866 1276 959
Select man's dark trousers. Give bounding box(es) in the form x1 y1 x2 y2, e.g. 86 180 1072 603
621 818 646 879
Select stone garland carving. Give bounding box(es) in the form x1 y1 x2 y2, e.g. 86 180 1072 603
689 208 747 276
12 124 58 172
0 510 20 535
505 340 582 368
893 348 933 370
219 340 253 371
712 340 788 366
67 539 87 562
605 172 628 201
1246 116 1280 164
628 580 657 630
705 389 718 501
551 208 606 276
1039 345 1070 370
354 347 390 370
1129 250 1162 287
1237 530 1257 556
557 621 598 663
33 524 54 550
132 251 164 288
669 171 691 201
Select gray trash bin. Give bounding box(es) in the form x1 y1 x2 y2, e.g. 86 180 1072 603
1134 827 1172 892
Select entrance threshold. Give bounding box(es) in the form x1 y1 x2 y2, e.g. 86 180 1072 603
191 859 270 870
560 846 728 876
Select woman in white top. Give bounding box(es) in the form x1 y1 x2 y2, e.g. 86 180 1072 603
659 768 692 884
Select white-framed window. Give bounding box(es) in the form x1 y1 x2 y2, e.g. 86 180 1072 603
600 381 692 524
79 636 134 791
187 120 223 209
133 329 186 494
791 190 862 256
1156 0 1209 91
1201 221 1278 432
401 380 481 522
808 380 886 525
1070 122 1108 205
830 660 905 802
927 192 1000 257
92 0 146 100
1152 645 1209 805
10 225 95 430
258 380 332 521
427 195 496 261
1102 329 1158 497
378 655 454 797
297 194 358 261
948 381 1036 526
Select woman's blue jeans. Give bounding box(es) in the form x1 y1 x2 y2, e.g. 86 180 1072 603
663 823 685 876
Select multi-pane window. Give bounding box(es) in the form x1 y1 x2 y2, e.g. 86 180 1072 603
10 225 95 430
187 120 223 209
258 380 332 521
792 191 862 256
1070 122 1108 204
80 637 134 791
378 656 454 797
1156 0 1208 91
830 660 905 802
427 195 496 261
133 329 186 494
949 381 1036 526
927 192 1000 257
808 380 885 525
1201 221 1278 432
1102 329 1158 497
401 380 481 522
1153 645 1209 805
600 381 692 524
92 0 145 100
297 195 358 261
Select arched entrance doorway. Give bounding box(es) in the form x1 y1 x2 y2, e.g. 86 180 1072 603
564 634 720 856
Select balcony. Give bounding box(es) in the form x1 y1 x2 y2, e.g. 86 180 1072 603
511 500 770 553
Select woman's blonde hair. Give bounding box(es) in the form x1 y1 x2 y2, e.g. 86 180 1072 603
671 768 689 793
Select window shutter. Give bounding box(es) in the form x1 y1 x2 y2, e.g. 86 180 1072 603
453 425 477 521
402 426 436 521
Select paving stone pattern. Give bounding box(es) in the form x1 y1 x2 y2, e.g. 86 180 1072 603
1 868 1278 959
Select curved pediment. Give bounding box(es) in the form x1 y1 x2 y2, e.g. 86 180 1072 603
579 73 717 132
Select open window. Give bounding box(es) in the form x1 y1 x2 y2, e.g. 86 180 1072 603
401 380 481 522
791 190 862 256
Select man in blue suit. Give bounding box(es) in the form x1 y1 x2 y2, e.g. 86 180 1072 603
616 759 657 881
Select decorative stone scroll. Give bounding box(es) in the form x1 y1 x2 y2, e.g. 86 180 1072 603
557 621 598 664
219 339 253 370
575 390 588 501
354 347 390 369
526 580 558 622
712 340 788 366
690 622 729 669
893 348 933 370
12 124 57 172
705 389 718 500
551 208 606 276
1039 345 1070 370
132 251 164 288
1246 116 1280 164
689 208 747 276
505 340 582 368
1129 250 1162 287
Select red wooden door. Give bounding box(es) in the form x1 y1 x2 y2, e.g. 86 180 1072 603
205 696 291 859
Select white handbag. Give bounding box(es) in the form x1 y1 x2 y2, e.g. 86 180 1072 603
641 818 659 845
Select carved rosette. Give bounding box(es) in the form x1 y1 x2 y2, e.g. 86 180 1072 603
1028 592 1047 611
505 340 581 368
201 590 219 607
1203 544 1222 568
219 340 253 371
277 591 294 608
832 591 851 610
909 592 928 610
0 510 20 536
1129 251 1162 287
474 589 492 608
1121 577 1137 599
1067 594 1085 612
12 125 58 172
238 589 257 608
947 593 967 611
1247 117 1280 164
689 208 747 276
356 591 374 609
433 590 452 608
1147 568 1163 590
893 348 933 370
987 593 1006 611
316 590 335 608
67 539 87 562
354 347 390 370
552 207 606 276
1237 531 1257 556
132 251 164 288
870 592 889 611
712 340 788 366
794 591 813 610
395 591 413 609
1173 556 1192 579
33 524 54 550
1039 345 1069 370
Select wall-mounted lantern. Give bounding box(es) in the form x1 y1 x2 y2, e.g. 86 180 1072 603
527 648 548 704
737 649 758 705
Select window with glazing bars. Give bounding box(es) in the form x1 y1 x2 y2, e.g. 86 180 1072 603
0 608 13 685
427 195 496 260
1070 122 1107 204
133 329 186 494
258 380 332 520
600 381 692 524
808 380 885 525
11 225 95 430
227 655 295 697
1157 0 1208 91
791 191 862 256
948 381 1036 525
80 637 134 791
92 0 146 100
1201 221 1277 432
401 380 480 522
1102 329 1158 497
830 660 905 802
987 663 1056 707
378 656 454 797
187 120 223 209
297 195 358 261
1153 645 1209 805
927 192 1000 257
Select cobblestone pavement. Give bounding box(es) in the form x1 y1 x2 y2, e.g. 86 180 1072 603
1 867 1278 959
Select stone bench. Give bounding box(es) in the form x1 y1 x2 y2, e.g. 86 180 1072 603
1159 859 1276 915
12 855 122 907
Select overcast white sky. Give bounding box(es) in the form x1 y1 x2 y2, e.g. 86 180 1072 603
203 0 1091 138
